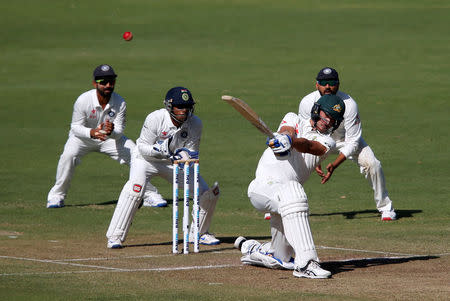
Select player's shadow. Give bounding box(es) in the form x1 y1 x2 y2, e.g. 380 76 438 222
125 235 271 252
322 255 439 275
65 200 118 207
311 209 422 220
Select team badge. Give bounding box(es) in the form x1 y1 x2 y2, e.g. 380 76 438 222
182 93 189 101
332 104 342 112
108 111 115 117
133 184 142 193
323 68 332 74
101 65 110 72
181 131 188 138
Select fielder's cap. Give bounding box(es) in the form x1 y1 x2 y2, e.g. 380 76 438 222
316 67 339 81
165 86 195 106
93 64 117 79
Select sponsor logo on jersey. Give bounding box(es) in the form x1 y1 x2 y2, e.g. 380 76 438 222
161 131 168 137
133 184 142 193
89 109 97 119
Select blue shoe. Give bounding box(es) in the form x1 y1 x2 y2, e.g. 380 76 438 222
47 200 64 208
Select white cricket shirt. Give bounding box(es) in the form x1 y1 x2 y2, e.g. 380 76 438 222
70 89 127 141
254 112 335 185
136 108 202 162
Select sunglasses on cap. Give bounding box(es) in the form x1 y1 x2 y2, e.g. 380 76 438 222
95 78 116 85
318 79 339 87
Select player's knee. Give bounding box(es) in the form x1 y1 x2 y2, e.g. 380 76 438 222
200 182 220 204
122 180 145 201
277 181 308 217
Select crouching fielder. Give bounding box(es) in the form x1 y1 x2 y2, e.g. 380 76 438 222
106 87 220 249
235 94 345 279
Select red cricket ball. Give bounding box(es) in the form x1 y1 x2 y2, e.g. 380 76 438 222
123 31 133 41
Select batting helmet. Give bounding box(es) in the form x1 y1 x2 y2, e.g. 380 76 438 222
311 94 345 131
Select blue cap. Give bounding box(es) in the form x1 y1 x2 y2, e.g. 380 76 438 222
316 67 339 81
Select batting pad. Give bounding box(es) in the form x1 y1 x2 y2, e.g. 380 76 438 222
277 181 317 268
106 181 143 242
193 181 219 235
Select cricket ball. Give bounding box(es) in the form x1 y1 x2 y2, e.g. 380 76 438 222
123 31 133 41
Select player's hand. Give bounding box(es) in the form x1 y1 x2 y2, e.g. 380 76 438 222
315 165 325 177
267 133 292 156
320 163 335 184
102 120 114 135
90 124 108 141
171 148 199 161
151 137 172 159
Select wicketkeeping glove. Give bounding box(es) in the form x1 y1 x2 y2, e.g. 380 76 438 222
266 133 292 156
171 147 199 161
150 137 173 159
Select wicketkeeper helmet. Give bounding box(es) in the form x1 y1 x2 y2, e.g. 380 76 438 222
164 87 195 124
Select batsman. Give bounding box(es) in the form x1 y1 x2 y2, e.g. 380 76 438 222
235 94 345 279
106 87 220 249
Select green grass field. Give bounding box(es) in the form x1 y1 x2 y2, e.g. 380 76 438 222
1 1 449 300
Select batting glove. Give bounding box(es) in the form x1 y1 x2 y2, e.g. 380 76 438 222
267 133 292 156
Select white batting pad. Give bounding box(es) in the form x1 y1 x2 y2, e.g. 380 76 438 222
106 181 143 242
193 181 219 235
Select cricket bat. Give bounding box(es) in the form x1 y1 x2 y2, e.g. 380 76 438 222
221 95 274 138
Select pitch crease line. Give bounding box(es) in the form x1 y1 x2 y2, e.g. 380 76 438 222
0 264 240 277
317 245 422 257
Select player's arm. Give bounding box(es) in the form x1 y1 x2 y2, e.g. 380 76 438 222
319 152 346 184
70 97 107 140
277 125 326 156
338 96 362 158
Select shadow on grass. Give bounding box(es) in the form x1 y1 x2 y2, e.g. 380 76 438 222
322 255 439 275
311 209 422 220
125 235 271 252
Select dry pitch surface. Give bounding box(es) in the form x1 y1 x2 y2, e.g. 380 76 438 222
1 233 448 300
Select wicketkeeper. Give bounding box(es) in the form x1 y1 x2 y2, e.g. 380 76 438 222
235 94 345 279
106 87 220 249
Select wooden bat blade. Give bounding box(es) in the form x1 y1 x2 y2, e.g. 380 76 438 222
222 95 274 138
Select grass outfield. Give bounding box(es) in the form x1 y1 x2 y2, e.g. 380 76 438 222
1 0 449 300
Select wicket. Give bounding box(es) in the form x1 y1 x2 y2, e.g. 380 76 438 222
172 159 200 254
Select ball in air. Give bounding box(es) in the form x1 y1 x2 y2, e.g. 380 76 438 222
123 31 133 41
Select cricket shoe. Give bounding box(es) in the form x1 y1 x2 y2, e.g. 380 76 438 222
107 238 123 249
46 199 64 208
235 236 294 270
190 232 220 245
381 210 397 221
293 260 331 279
142 195 167 207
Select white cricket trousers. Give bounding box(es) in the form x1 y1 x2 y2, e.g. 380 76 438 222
337 138 394 212
47 135 134 202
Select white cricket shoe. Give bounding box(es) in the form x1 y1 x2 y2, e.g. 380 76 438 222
107 238 123 249
46 199 64 208
293 260 331 279
195 233 220 245
381 210 397 221
234 237 294 270
142 194 167 207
